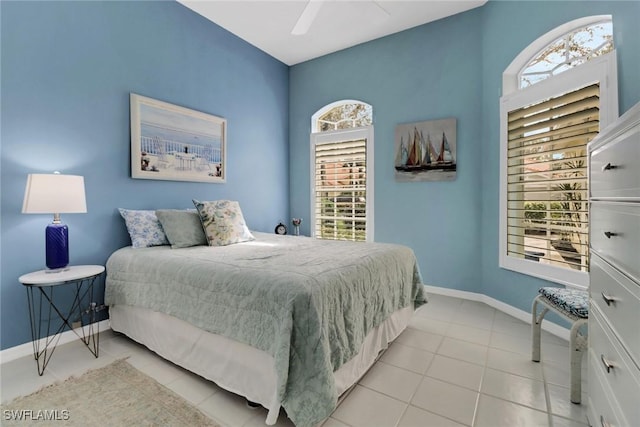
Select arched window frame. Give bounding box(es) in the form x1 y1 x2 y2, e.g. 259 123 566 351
499 16 618 290
503 15 613 95
310 100 374 242
311 99 373 133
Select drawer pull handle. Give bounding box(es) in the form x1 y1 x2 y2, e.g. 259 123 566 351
602 162 617 171
601 292 615 306
600 415 611 427
603 231 617 239
601 354 614 373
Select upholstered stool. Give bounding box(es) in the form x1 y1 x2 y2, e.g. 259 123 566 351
531 286 588 404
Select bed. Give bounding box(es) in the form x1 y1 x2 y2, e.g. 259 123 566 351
105 230 426 427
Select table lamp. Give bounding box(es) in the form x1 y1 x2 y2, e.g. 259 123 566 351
22 173 87 272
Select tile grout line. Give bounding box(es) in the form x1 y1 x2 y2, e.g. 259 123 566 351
538 357 556 427
469 315 493 427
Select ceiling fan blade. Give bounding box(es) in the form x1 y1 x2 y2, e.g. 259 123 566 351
291 0 323 35
372 1 391 16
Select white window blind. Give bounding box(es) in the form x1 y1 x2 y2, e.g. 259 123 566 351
313 138 367 241
506 83 599 272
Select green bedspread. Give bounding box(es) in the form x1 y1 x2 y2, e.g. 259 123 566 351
105 232 426 426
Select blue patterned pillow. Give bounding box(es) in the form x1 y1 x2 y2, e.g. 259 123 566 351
193 200 254 246
118 208 169 248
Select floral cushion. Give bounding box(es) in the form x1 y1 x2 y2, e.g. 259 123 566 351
118 208 169 248
538 287 589 319
155 209 207 249
193 199 254 246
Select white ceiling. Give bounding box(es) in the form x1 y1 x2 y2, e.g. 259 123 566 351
178 1 487 65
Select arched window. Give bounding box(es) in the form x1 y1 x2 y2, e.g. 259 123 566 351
503 15 614 95
312 100 373 132
499 16 618 289
310 101 374 242
519 20 613 88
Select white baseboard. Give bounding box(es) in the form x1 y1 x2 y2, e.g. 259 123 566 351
424 285 570 342
0 320 111 365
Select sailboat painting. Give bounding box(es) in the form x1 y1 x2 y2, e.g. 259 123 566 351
394 118 457 182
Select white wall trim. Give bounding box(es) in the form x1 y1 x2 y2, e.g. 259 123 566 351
424 285 570 342
0 320 111 365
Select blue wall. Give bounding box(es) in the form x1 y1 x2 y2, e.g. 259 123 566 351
0 1 289 350
2 1 639 351
290 1 639 317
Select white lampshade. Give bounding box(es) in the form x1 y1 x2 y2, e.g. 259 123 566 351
22 174 87 214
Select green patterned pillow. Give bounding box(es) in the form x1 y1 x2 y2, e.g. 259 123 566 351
155 209 207 249
192 200 254 246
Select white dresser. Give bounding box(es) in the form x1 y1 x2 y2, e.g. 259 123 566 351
587 101 640 427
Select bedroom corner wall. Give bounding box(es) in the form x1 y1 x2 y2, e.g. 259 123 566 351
0 1 289 350
478 1 640 316
289 0 640 319
289 9 485 294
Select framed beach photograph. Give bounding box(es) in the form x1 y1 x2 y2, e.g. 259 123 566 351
130 93 226 183
394 118 457 182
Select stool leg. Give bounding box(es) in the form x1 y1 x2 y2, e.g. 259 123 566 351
531 297 548 363
570 320 586 404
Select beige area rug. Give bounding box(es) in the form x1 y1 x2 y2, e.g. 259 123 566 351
1 359 220 426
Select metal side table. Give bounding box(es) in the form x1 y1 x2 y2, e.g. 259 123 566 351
19 265 105 375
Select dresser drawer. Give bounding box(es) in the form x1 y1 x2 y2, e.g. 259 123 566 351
590 202 640 281
590 253 640 365
590 120 640 200
588 352 626 427
589 307 640 425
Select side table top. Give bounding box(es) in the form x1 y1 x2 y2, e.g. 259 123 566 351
19 265 105 286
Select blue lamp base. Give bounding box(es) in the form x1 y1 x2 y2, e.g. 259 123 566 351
45 222 69 272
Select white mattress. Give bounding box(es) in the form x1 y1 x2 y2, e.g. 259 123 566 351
109 304 412 425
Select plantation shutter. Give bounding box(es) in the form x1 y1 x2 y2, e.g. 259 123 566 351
314 138 367 241
506 83 599 272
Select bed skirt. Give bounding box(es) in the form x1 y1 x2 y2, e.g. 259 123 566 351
109 304 413 425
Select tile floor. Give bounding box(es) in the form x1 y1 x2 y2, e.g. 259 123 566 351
0 294 589 427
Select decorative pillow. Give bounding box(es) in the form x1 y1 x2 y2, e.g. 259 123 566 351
118 208 169 248
155 209 207 249
192 199 254 246
538 287 589 319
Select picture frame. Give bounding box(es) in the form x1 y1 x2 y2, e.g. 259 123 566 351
394 118 457 182
130 93 226 183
